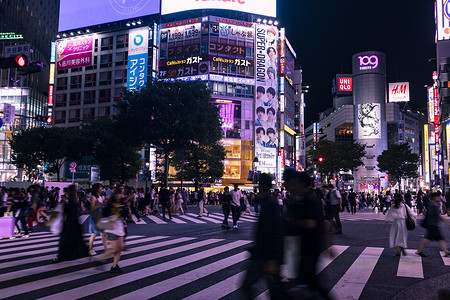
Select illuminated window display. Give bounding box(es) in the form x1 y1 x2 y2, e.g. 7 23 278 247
223 160 241 179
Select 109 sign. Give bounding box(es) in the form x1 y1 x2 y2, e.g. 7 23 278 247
358 55 379 70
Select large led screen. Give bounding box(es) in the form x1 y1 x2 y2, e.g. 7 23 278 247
358 103 381 139
161 0 276 17
58 0 160 32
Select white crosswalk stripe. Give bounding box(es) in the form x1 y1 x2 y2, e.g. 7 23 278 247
2 232 450 300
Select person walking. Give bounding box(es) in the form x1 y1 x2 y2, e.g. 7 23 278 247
174 187 184 215
11 188 30 238
53 185 88 262
348 189 357 214
230 184 243 228
159 185 172 221
241 173 284 299
384 194 416 257
324 184 343 234
197 187 209 218
182 188 189 213
97 191 128 273
220 186 232 229
87 183 107 256
416 192 450 257
383 191 392 214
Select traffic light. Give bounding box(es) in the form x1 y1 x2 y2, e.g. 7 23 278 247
0 55 28 69
35 115 47 122
318 157 324 162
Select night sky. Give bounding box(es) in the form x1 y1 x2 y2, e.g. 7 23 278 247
277 0 436 126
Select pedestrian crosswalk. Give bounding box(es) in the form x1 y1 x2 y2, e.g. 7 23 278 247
78 212 260 226
1 232 449 299
339 212 387 221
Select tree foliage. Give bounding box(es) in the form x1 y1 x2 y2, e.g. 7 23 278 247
307 140 366 178
117 80 225 185
377 143 419 187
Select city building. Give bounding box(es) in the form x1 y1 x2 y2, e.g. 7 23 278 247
0 0 59 181
305 54 425 192
51 1 303 186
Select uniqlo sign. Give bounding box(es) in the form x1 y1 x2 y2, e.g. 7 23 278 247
338 77 352 91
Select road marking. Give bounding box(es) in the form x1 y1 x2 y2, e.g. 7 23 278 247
397 249 424 278
37 240 249 300
316 245 349 274
186 213 222 224
178 214 206 224
183 270 246 300
0 235 143 271
0 231 51 243
329 247 383 300
254 290 270 300
168 216 188 224
440 251 450 266
0 236 169 282
146 215 167 224
131 214 146 224
112 251 250 299
4 238 218 299
78 214 89 224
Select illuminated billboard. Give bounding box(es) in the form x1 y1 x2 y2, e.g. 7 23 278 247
254 24 278 174
58 0 160 32
161 0 276 17
428 87 435 123
127 27 149 90
357 103 381 139
338 77 352 92
388 82 410 102
437 0 450 40
56 37 93 70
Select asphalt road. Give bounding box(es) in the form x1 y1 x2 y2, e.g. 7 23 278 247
1 206 450 300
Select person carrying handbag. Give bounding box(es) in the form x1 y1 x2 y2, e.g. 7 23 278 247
384 193 416 257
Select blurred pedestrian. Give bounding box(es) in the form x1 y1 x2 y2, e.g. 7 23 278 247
416 192 450 257
220 186 232 229
384 194 415 257
197 187 209 218
241 173 284 299
53 185 88 262
230 184 242 228
88 183 107 256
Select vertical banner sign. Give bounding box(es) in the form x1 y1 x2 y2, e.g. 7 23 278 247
434 87 440 125
424 124 430 183
428 87 435 124
254 24 278 174
3 104 11 123
128 27 149 90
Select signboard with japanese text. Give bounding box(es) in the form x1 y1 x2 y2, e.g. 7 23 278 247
127 27 149 90
209 42 246 57
160 23 201 43
59 0 160 32
428 87 435 124
254 24 278 175
338 77 352 92
388 82 410 102
161 0 276 17
424 124 430 183
56 37 93 70
3 44 30 57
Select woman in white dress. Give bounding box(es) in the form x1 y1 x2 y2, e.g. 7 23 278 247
384 194 416 257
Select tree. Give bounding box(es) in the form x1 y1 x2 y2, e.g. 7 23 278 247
171 141 226 191
10 127 72 181
78 118 142 184
377 143 419 189
307 140 366 179
117 80 225 186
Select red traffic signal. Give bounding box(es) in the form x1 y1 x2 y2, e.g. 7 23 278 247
46 117 53 123
15 55 26 67
318 157 324 162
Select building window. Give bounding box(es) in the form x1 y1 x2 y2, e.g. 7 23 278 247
55 110 66 123
100 54 112 68
101 37 113 51
98 89 110 103
84 90 95 104
68 109 80 122
98 106 110 118
99 71 111 85
69 92 81 105
56 77 67 91
114 69 127 84
55 94 67 107
83 108 95 120
70 75 81 89
115 52 128 66
116 34 128 49
84 73 96 87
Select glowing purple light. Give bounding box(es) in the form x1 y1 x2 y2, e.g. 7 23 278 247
218 103 235 130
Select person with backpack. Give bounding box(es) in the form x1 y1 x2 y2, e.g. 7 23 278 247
324 184 343 234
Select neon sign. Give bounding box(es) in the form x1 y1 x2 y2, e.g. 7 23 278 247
358 55 379 70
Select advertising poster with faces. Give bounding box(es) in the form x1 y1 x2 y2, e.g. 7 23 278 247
254 24 278 172
357 103 381 139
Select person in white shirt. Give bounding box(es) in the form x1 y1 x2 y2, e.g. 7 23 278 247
230 184 243 228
